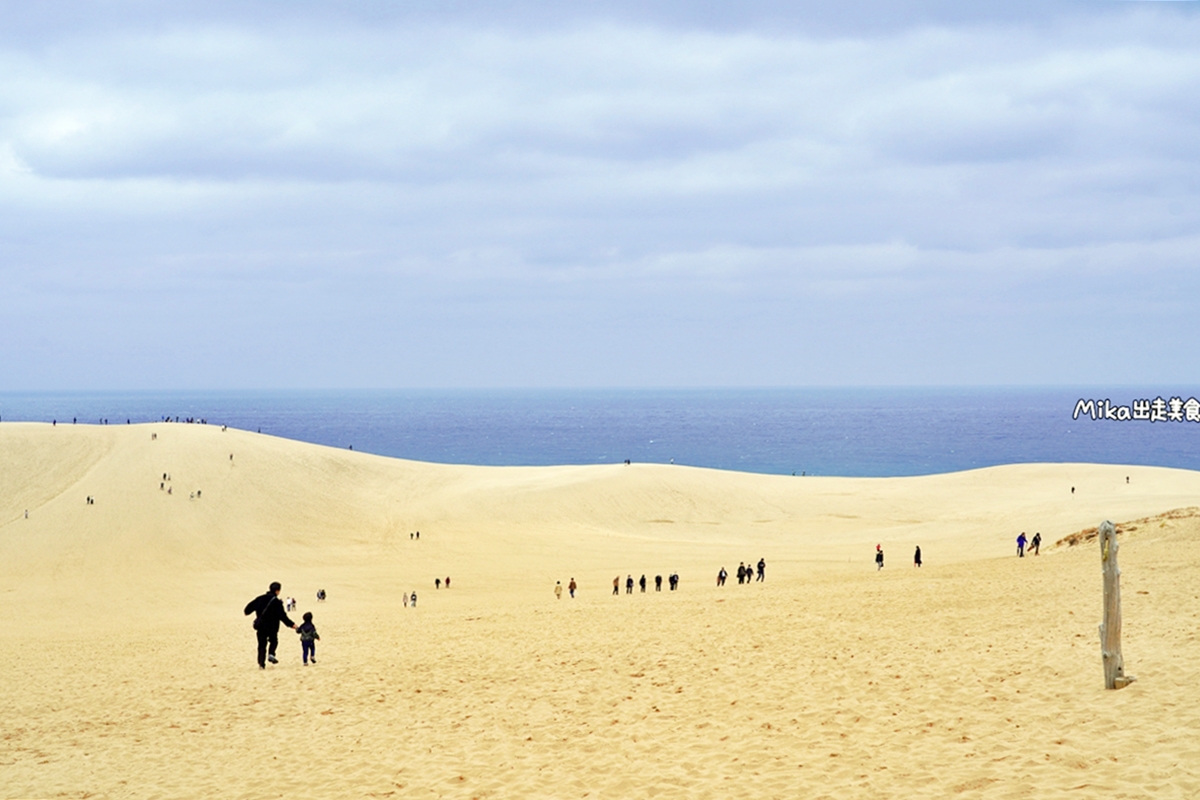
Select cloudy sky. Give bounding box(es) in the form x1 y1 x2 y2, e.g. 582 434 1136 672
2 1 1198 389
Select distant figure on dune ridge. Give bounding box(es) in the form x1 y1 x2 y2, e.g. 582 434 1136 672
669 572 679 591
717 567 727 586
613 576 619 596
875 545 884 571
297 612 319 665
736 563 746 584
435 578 441 589
1031 532 1041 556
626 575 634 594
639 575 647 593
655 574 662 592
555 581 563 600
913 545 922 568
445 576 450 588
1017 532 1027 558
756 558 766 582
569 578 577 598
244 581 297 670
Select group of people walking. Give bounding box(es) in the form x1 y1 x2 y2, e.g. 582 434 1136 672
1016 531 1041 557
243 582 320 668
717 559 766 585
612 573 680 594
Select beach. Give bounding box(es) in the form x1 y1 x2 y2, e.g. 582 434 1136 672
2 422 1199 798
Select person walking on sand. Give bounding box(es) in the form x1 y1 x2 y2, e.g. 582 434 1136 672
1031 532 1041 555
626 575 634 594
296 612 320 665
756 558 766 582
875 545 884 571
410 591 417 607
435 578 441 589
555 581 563 599
717 567 727 586
914 545 922 567
568 578 577 598
244 582 297 669
613 576 619 596
445 576 450 589
639 574 647 593
655 574 662 591
1017 532 1027 558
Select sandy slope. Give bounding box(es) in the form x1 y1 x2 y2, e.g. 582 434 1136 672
2 421 1199 799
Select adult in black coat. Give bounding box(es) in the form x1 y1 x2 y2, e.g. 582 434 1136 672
244 581 296 669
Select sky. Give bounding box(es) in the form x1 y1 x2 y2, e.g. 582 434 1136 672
1 1 1198 390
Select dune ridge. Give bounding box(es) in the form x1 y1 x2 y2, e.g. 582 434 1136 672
2 421 1199 798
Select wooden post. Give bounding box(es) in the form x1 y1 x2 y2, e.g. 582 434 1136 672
1099 520 1135 689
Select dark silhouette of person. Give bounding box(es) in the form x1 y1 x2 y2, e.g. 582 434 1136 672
639 575 647 593
875 545 884 570
756 559 766 582
914 546 922 567
669 572 679 591
1031 532 1041 556
569 578 577 598
626 575 634 594
244 581 296 669
655 575 662 591
613 576 620 595
435 578 441 589
736 563 746 584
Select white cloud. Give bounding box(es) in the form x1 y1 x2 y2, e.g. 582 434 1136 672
0 3 1198 388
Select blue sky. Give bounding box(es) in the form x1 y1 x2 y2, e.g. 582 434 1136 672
2 1 1198 389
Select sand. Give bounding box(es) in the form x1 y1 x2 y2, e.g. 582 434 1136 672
2 421 1199 799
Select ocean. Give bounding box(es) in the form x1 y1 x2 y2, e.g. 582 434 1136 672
1 388 1197 478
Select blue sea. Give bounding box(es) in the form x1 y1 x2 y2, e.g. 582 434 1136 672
1 388 1198 478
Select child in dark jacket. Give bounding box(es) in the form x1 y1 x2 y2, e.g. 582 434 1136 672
297 612 320 664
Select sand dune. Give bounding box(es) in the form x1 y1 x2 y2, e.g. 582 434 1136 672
2 421 1199 798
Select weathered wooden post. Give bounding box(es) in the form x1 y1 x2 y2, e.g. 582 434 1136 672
1099 520 1135 689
